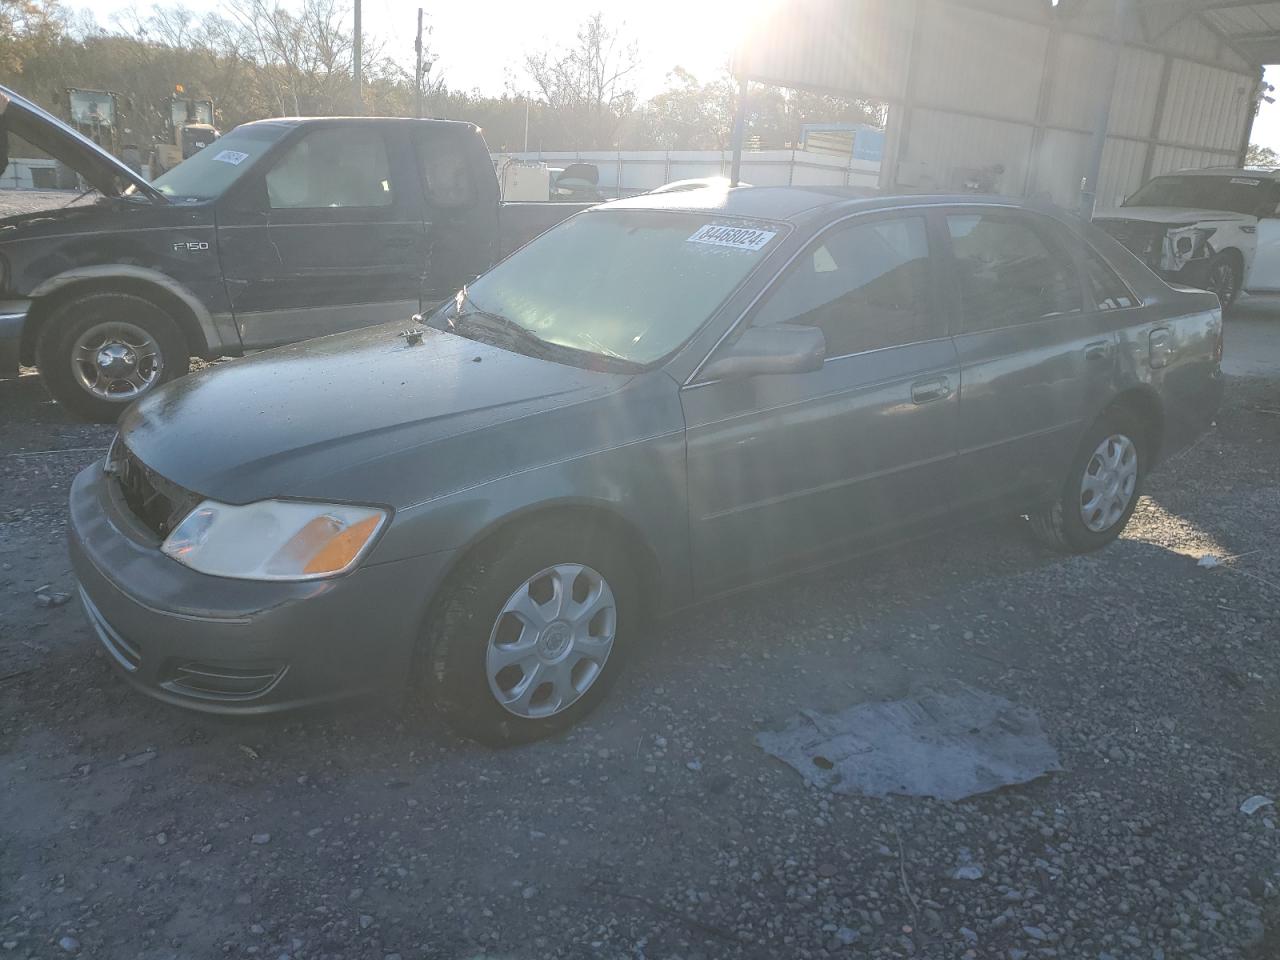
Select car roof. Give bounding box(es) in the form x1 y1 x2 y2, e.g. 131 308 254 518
236 116 480 134
599 186 1034 224
1159 167 1280 179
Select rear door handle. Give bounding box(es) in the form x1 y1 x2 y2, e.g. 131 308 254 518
1149 328 1172 368
1084 339 1111 361
911 376 952 404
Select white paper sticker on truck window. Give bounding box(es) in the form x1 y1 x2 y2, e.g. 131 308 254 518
212 149 250 166
1230 177 1262 186
687 224 777 251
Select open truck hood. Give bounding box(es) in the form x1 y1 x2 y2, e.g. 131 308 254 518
0 85 165 202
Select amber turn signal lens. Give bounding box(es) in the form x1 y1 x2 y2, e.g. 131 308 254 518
302 515 383 575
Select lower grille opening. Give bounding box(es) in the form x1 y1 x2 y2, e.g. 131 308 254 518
164 661 286 699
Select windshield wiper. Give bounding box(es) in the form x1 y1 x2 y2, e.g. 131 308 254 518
446 287 643 372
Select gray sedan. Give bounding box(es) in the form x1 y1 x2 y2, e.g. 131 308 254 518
69 187 1224 744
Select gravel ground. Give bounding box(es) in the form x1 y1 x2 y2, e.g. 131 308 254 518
1 364 1279 960
0 190 98 218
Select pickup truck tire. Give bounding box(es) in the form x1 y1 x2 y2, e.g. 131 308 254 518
1028 410 1145 553
35 292 190 423
421 521 637 746
1205 251 1242 310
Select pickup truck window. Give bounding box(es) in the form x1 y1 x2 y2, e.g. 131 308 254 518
947 213 1082 333
265 128 393 209
151 123 287 201
417 132 477 208
751 216 939 356
456 210 783 365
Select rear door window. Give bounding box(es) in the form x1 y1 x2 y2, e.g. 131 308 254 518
1081 247 1138 310
946 213 1081 333
417 133 478 208
752 215 941 355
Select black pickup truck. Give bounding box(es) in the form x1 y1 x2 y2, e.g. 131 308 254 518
0 86 590 420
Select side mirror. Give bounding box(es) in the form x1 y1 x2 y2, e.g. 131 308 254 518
700 324 826 381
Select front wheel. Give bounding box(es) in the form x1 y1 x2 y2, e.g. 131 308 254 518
35 292 190 422
421 522 638 745
1205 252 1242 310
1028 411 1145 553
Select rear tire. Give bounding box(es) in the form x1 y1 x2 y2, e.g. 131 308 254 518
35 292 190 423
1029 410 1145 553
421 520 639 746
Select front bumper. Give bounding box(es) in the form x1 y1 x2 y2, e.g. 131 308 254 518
68 462 456 714
0 299 31 380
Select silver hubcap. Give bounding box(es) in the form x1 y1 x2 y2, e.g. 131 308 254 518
71 322 163 400
1079 433 1138 533
486 563 617 719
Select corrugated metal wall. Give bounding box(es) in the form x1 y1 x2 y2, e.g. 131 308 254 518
735 0 1259 210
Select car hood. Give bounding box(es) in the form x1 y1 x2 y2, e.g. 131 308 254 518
118 323 633 505
1094 206 1252 225
0 85 164 202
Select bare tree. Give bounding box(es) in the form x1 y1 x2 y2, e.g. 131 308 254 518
524 12 639 149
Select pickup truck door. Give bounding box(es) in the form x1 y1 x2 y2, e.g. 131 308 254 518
413 127 498 304
682 212 959 597
216 124 427 348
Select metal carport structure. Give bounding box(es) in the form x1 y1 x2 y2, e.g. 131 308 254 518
731 0 1280 214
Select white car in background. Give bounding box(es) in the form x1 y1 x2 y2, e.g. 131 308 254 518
1093 167 1280 309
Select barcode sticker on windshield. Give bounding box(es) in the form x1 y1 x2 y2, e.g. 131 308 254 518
687 224 776 251
1230 177 1262 185
212 150 250 166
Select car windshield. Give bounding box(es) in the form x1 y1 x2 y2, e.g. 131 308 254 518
451 209 784 366
150 123 289 201
1124 174 1273 216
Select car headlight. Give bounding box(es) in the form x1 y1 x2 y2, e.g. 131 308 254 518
161 499 389 581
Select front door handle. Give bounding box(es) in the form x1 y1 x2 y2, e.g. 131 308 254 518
911 376 952 405
1084 339 1111 362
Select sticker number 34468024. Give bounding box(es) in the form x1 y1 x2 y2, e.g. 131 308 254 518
686 224 777 252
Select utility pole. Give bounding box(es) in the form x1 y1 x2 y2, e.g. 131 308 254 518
524 95 530 153
414 8 424 119
352 0 363 115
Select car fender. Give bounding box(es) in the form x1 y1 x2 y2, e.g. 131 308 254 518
27 264 233 356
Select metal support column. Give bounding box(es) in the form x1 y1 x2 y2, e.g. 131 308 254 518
1080 0 1130 217
730 75 749 186
353 0 363 114
414 8 424 119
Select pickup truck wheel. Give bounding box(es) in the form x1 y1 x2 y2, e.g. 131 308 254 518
1205 252 1241 310
35 292 190 423
1028 411 1144 553
421 522 637 746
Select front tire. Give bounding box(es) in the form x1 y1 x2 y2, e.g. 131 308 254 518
35 292 190 423
422 521 638 746
1205 251 1242 311
1029 411 1145 553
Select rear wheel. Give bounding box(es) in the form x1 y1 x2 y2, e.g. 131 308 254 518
421 521 638 746
35 292 190 423
1029 411 1145 553
1205 251 1242 310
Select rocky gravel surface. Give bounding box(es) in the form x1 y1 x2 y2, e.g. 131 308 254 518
1 369 1279 960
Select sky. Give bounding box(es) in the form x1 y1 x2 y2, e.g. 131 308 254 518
91 0 1280 155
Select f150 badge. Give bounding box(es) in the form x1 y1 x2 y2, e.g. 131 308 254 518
172 241 210 253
